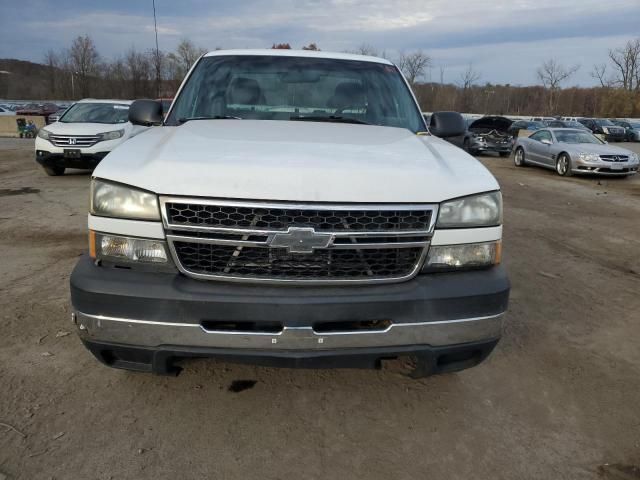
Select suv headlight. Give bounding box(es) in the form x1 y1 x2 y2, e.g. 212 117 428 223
37 128 50 140
90 178 160 221
437 191 502 228
97 129 124 141
578 153 600 163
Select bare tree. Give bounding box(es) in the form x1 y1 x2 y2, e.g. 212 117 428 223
68 35 100 97
397 51 431 85
459 63 481 89
590 63 612 88
167 39 207 81
125 47 153 98
607 38 640 91
43 49 59 97
458 64 481 111
271 43 292 49
536 58 579 113
353 43 379 56
150 47 164 97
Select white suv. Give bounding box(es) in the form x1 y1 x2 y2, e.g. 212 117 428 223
70 50 510 378
35 99 148 176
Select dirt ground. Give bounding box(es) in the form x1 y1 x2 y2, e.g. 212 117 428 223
0 137 639 480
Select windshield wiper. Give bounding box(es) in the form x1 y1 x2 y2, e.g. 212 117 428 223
178 115 241 124
290 115 369 125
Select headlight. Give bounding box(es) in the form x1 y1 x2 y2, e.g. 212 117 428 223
437 191 502 228
423 241 501 272
629 152 638 162
90 178 160 221
98 129 124 141
37 128 50 140
578 153 600 163
90 231 168 264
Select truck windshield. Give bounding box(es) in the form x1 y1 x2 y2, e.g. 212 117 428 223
166 55 425 132
61 103 130 124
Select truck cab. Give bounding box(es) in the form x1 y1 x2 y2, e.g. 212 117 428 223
70 50 509 377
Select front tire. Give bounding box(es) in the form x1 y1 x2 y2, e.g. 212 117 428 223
514 147 526 167
43 166 65 176
556 153 572 177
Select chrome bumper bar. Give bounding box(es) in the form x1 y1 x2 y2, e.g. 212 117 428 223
74 311 504 350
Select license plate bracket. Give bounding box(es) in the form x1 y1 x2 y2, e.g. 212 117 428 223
63 149 81 159
610 163 623 171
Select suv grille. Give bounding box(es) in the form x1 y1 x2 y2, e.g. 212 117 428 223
49 134 100 148
162 198 436 284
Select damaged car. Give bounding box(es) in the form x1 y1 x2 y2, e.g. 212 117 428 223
448 116 514 157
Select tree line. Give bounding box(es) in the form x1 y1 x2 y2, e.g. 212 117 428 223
7 35 640 117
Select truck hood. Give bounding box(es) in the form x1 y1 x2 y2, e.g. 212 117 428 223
94 120 499 203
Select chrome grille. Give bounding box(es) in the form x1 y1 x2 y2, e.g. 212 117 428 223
600 154 629 162
49 134 100 148
162 198 437 284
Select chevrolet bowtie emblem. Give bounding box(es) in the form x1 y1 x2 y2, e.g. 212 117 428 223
268 227 333 254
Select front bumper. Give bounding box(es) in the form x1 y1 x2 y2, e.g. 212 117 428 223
70 255 510 375
603 132 626 142
35 150 109 170
573 159 639 176
472 141 513 154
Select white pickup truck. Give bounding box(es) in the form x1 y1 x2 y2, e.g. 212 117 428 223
70 50 509 377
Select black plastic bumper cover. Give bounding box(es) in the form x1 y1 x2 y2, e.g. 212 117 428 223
83 338 500 377
36 150 109 169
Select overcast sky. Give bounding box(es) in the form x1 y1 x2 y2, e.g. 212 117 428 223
1 0 639 86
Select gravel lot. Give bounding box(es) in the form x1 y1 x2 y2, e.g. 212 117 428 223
1 138 639 480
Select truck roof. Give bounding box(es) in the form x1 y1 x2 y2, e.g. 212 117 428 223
76 99 134 105
203 49 393 66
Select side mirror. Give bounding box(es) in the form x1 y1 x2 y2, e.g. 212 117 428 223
129 100 163 126
429 111 466 138
541 138 552 145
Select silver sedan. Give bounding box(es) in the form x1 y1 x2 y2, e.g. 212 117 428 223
513 128 639 177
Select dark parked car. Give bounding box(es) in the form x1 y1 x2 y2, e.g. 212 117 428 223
547 120 590 130
611 120 640 142
578 118 626 142
16 103 60 123
47 107 71 124
507 120 546 138
447 116 514 157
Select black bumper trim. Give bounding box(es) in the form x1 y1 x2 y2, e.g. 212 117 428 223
36 151 109 169
82 338 500 377
70 255 510 327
